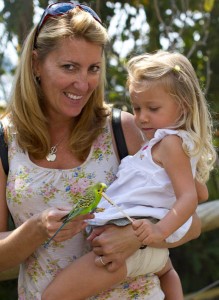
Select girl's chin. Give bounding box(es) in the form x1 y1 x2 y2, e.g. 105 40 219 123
143 131 155 140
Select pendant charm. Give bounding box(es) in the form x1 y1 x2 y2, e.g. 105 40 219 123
46 153 57 162
46 145 57 162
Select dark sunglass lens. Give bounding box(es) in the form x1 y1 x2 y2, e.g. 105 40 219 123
37 3 75 35
80 5 102 23
49 3 75 15
34 2 102 48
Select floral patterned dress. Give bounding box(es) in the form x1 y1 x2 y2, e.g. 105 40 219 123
6 118 164 300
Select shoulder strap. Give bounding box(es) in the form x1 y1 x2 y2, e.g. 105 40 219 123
111 108 128 160
0 121 9 176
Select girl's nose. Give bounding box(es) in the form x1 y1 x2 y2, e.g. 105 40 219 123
139 112 149 123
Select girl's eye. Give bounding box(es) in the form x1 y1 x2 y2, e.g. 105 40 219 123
132 107 140 112
149 107 159 112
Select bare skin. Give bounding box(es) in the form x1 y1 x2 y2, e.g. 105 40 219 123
41 85 208 300
42 209 201 300
0 110 143 272
0 38 204 299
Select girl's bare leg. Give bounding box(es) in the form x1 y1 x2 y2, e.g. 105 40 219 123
157 258 183 300
42 251 127 300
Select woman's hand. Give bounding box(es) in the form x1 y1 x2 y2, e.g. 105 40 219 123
88 212 201 273
0 208 94 272
88 224 141 272
39 207 94 242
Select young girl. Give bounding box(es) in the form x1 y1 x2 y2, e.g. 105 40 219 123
42 51 216 300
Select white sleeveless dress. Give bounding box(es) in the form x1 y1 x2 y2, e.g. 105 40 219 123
90 129 198 243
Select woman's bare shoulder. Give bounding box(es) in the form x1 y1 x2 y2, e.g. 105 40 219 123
121 111 144 155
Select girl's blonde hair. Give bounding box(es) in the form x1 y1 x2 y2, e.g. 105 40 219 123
5 7 110 160
127 50 217 182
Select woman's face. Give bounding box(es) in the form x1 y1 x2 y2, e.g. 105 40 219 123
33 38 102 121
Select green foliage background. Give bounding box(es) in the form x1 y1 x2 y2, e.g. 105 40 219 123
0 0 218 298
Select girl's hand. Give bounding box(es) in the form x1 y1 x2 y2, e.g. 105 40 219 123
88 224 141 272
132 219 165 245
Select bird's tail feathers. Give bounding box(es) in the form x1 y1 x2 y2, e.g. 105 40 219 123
44 221 67 249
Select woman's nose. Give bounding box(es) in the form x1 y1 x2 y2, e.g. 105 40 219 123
73 72 89 92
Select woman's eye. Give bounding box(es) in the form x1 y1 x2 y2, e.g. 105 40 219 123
63 64 76 71
90 65 101 73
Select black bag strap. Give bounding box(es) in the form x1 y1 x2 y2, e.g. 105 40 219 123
0 122 15 229
0 121 9 176
111 108 128 160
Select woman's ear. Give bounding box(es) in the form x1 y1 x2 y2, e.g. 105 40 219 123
32 50 40 77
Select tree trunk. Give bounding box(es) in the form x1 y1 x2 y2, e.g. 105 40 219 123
197 200 219 233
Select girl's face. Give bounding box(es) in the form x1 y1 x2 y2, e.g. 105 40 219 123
33 38 102 122
130 83 182 140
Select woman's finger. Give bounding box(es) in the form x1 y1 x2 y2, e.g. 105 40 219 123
94 255 109 267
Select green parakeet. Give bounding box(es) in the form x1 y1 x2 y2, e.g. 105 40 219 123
44 182 107 248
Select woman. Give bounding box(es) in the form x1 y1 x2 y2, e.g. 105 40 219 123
0 2 203 299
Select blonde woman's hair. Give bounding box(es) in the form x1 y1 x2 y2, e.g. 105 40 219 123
126 50 217 182
5 7 110 160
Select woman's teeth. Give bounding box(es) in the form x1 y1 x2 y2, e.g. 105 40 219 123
65 92 82 100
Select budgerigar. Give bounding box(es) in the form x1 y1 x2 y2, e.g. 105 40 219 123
44 182 107 248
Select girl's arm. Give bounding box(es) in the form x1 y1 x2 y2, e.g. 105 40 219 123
134 135 198 245
153 135 198 239
195 179 208 203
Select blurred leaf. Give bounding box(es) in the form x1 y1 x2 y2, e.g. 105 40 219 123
204 0 215 12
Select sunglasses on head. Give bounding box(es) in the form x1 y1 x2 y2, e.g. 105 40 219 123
34 1 102 49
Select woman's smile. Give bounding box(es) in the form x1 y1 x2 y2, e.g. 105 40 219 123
64 92 83 101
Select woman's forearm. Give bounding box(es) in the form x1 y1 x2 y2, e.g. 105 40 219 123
0 215 47 272
0 208 93 272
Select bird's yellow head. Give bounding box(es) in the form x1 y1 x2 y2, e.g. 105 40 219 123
96 182 107 195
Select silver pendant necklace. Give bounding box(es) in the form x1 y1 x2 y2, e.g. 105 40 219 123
46 145 58 162
46 135 66 162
